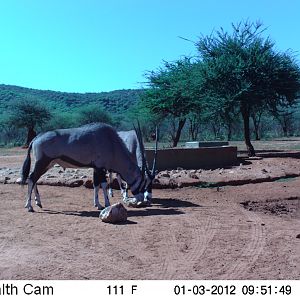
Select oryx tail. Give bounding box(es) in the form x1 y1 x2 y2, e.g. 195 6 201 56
21 142 33 185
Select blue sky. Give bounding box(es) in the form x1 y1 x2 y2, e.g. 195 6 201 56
0 0 299 93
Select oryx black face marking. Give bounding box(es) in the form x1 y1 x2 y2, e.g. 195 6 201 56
107 124 158 202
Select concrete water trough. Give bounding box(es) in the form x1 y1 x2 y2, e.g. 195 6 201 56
145 145 238 171
185 141 229 148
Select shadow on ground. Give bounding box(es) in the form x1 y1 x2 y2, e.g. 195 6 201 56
152 197 201 208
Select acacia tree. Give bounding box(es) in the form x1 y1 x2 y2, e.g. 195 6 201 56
197 21 300 156
8 97 51 147
271 106 295 137
141 57 202 147
75 104 114 126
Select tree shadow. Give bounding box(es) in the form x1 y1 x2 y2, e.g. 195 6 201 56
39 208 137 224
37 196 200 221
39 208 99 218
152 197 201 208
127 207 184 217
239 150 300 159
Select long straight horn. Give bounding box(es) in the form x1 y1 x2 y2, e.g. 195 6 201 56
151 126 159 178
138 121 149 175
136 121 152 178
133 122 146 179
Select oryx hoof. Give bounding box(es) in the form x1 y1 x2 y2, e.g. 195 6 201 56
95 204 104 210
27 206 34 213
36 202 43 208
144 200 152 206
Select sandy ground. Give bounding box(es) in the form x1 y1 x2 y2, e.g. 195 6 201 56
0 149 300 280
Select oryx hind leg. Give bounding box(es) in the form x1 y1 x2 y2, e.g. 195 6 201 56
34 185 42 208
25 158 51 212
93 169 104 210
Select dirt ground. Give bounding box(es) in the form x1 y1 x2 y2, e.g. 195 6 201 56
0 148 300 280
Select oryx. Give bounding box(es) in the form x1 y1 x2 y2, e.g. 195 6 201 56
20 123 151 213
108 125 158 202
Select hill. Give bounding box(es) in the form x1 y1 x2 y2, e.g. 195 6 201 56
0 84 143 115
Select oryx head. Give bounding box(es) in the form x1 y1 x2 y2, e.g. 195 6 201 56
133 122 158 202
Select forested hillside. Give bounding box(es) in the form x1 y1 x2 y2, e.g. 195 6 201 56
0 84 142 114
0 83 300 147
0 84 145 146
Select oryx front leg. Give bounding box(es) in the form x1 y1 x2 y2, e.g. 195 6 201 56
93 168 111 209
117 174 128 199
108 172 114 197
98 169 111 207
101 182 110 207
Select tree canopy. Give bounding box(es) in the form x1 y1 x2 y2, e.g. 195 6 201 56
196 21 300 155
8 97 51 146
75 104 114 126
141 57 202 146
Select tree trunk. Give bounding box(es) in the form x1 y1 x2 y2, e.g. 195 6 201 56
253 118 260 140
25 127 36 148
282 117 288 137
172 118 186 147
227 124 232 141
225 118 232 141
189 121 198 141
251 112 262 141
241 106 256 157
212 124 218 139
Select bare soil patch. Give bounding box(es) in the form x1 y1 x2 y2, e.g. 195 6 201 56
0 147 299 280
241 196 300 218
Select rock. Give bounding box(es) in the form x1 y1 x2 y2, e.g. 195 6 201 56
159 172 170 178
68 179 84 187
173 173 182 178
99 203 127 223
16 177 23 184
189 173 199 179
296 234 300 239
84 179 93 189
168 178 178 188
46 175 57 179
